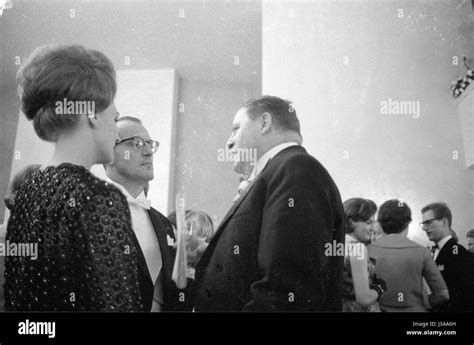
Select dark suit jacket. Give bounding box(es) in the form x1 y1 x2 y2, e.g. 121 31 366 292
434 238 474 312
193 146 345 311
132 207 189 311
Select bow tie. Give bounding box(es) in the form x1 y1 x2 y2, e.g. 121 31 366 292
127 196 151 210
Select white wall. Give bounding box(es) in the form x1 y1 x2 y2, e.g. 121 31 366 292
0 0 262 224
91 69 178 215
262 0 474 246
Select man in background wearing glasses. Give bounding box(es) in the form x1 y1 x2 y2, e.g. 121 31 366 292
105 116 187 312
420 202 474 312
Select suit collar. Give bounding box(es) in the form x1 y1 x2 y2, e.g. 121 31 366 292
195 167 262 283
436 235 452 252
196 145 307 281
249 142 299 181
370 234 419 248
215 145 306 238
435 237 457 264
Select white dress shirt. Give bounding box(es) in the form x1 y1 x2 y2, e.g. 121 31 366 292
433 235 452 262
106 179 162 285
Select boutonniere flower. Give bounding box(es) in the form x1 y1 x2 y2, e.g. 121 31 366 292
167 234 175 246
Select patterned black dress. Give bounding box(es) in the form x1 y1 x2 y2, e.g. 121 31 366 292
4 163 143 311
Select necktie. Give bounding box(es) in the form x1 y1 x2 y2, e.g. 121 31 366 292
127 196 151 210
431 244 438 257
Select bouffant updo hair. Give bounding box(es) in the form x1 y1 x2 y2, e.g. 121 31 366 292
343 198 377 234
16 44 117 142
377 199 412 234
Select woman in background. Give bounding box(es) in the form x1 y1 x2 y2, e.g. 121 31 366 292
367 199 449 312
4 44 143 311
342 198 386 312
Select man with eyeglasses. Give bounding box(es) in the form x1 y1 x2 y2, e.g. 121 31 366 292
420 202 474 312
104 116 188 312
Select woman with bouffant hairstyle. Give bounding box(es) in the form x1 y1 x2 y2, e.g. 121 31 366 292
4 44 144 311
342 198 386 312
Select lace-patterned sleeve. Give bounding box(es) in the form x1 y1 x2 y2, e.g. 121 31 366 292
71 180 143 311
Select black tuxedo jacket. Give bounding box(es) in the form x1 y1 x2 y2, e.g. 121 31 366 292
131 207 189 311
434 238 474 312
193 146 345 311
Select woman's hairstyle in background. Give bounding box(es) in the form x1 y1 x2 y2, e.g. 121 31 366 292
185 210 215 243
343 198 377 234
377 199 412 234
16 44 117 142
167 209 192 229
4 164 41 210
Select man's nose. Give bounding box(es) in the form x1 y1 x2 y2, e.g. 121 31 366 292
143 143 153 156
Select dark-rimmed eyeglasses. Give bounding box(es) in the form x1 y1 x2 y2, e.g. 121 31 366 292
419 218 442 227
115 136 160 153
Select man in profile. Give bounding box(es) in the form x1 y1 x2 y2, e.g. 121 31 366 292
193 96 345 311
105 116 188 311
421 202 474 312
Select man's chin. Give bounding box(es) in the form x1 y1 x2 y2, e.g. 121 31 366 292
232 161 240 173
144 173 154 181
138 168 154 181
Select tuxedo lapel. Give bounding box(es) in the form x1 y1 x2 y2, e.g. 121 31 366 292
213 156 277 237
435 238 456 266
195 164 272 284
147 208 172 282
194 180 256 285
130 227 153 283
216 179 257 234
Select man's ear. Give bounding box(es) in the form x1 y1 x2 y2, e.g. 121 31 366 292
260 112 273 134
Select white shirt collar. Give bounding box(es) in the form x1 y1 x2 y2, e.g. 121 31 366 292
437 235 452 251
248 142 299 181
106 178 147 201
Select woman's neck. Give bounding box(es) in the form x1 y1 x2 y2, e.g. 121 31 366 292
347 233 361 243
43 132 95 170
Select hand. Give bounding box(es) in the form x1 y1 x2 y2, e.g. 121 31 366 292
370 276 387 300
372 276 387 292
